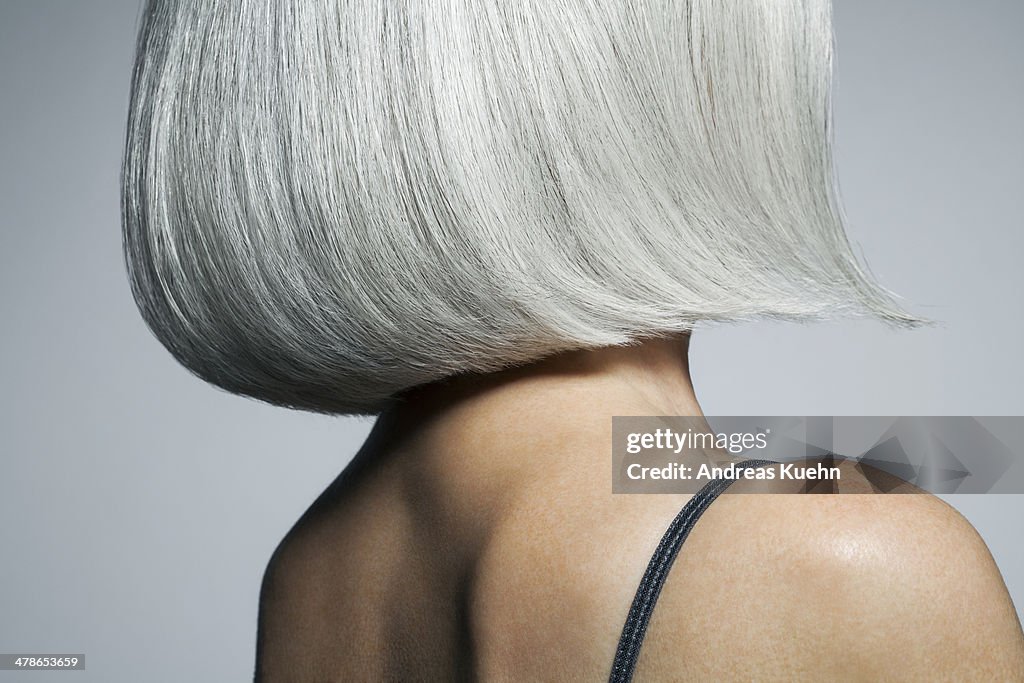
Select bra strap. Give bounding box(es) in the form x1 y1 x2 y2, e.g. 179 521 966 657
608 459 775 683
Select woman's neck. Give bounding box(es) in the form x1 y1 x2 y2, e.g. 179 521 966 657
370 334 705 477
342 334 707 544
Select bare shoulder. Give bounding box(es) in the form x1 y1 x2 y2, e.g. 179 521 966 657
637 474 1024 680
254 502 362 682
254 471 404 682
468 455 1024 680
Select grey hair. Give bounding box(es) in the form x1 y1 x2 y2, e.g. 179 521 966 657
122 0 923 416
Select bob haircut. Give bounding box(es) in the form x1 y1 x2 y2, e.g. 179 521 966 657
123 0 922 416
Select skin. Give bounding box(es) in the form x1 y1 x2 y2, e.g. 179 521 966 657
255 335 1024 681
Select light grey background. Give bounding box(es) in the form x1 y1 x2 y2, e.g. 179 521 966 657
1 1 1021 681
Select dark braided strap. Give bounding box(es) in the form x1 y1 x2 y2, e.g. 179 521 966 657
608 459 776 683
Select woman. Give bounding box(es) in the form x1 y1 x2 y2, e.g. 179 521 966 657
122 0 1024 680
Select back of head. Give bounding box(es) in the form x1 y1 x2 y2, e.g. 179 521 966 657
122 0 922 416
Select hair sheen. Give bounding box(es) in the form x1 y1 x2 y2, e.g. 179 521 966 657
122 0 921 415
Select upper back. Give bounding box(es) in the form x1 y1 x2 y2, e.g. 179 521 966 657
255 452 1024 682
